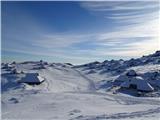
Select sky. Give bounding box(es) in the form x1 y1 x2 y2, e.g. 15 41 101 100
1 1 160 64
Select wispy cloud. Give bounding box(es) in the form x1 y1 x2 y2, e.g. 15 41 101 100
31 33 94 49
79 1 160 57
2 1 160 64
81 1 159 24
81 1 158 12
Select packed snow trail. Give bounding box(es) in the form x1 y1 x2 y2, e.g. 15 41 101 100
73 68 96 91
37 67 96 92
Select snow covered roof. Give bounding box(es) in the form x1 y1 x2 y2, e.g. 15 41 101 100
20 73 45 83
120 76 154 92
113 75 128 86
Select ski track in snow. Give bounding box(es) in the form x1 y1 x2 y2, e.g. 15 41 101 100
67 91 160 106
73 68 96 91
2 89 160 120
2 91 160 120
72 107 160 120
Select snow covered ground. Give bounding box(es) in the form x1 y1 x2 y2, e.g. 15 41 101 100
1 51 160 120
2 91 160 120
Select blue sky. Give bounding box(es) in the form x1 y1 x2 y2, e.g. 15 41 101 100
2 1 160 64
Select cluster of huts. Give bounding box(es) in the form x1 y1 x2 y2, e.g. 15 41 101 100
2 61 45 85
113 70 154 92
2 63 20 74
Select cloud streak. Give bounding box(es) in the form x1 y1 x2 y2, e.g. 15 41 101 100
79 1 160 57
2 1 160 64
